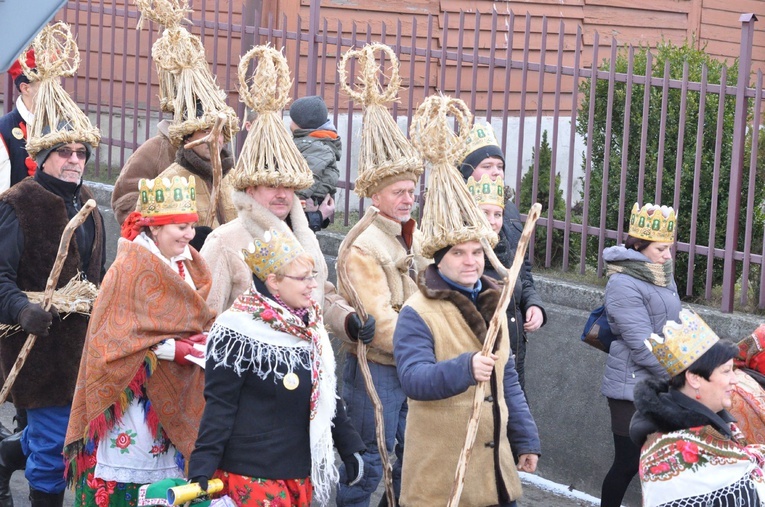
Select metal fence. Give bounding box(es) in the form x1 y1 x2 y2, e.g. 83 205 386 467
4 2 764 313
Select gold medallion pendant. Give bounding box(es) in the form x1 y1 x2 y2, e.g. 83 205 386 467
283 372 300 390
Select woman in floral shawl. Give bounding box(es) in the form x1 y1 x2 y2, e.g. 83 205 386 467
631 310 765 507
188 228 364 507
64 176 217 507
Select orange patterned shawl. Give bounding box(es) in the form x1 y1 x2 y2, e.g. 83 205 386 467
64 238 217 480
730 370 765 445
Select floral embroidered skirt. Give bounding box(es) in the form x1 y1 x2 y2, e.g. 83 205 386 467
214 470 312 507
75 466 141 507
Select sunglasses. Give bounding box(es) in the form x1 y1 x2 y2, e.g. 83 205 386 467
54 147 88 161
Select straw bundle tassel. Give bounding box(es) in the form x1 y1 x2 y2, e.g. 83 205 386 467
339 43 422 198
410 95 497 258
0 275 98 338
136 0 193 115
24 22 101 160
230 45 313 191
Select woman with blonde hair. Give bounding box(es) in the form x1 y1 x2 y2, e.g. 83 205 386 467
188 228 365 507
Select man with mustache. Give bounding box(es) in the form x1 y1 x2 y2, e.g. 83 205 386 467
201 48 370 347
0 23 106 506
334 45 427 505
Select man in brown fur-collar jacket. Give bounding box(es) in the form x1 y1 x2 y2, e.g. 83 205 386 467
335 176 429 507
392 240 540 507
200 184 359 341
111 120 177 226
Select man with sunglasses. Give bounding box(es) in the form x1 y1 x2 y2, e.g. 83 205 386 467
0 130 105 507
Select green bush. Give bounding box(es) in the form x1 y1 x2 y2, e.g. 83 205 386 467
518 130 570 267
577 39 764 300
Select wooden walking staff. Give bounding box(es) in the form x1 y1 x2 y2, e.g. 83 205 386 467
185 112 227 228
336 205 397 507
0 199 98 405
446 203 543 507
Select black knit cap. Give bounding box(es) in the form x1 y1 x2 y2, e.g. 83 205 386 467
289 95 328 130
433 245 452 266
458 146 505 181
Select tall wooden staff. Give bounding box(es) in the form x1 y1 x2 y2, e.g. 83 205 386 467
185 112 227 228
336 205 397 507
447 203 542 507
0 199 97 404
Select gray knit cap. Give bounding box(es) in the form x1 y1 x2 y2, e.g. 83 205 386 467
289 95 328 130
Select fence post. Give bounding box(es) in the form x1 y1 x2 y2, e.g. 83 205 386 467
722 13 757 313
305 0 321 96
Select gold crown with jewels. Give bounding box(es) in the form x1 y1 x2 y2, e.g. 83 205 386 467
628 203 677 243
466 174 505 209
461 123 501 161
645 309 719 377
138 176 197 217
242 228 306 281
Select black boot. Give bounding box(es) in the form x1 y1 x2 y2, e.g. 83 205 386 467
0 432 26 507
29 489 64 507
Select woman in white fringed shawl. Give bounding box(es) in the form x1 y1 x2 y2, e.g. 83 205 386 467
188 229 365 507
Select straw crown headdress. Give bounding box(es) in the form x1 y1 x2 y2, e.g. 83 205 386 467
410 95 497 258
229 45 313 191
645 309 719 377
242 228 306 281
24 22 101 161
628 203 677 243
136 0 239 144
338 43 423 198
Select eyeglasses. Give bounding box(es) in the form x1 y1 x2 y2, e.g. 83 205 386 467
282 272 319 283
54 147 88 161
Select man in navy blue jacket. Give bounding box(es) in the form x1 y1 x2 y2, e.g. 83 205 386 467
393 239 541 507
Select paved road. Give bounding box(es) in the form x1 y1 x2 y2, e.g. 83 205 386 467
0 403 600 507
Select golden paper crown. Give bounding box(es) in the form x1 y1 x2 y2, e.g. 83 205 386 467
138 175 197 217
242 228 306 281
645 309 720 377
466 174 505 209
628 203 677 243
460 123 501 160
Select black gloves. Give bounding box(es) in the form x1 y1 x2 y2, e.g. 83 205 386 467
345 313 376 345
190 226 213 252
342 452 364 486
191 476 208 492
18 303 58 337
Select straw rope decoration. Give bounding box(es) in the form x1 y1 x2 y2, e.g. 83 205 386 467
0 274 98 339
135 0 192 113
142 0 238 145
338 43 422 198
230 45 313 191
410 95 497 258
24 22 101 161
